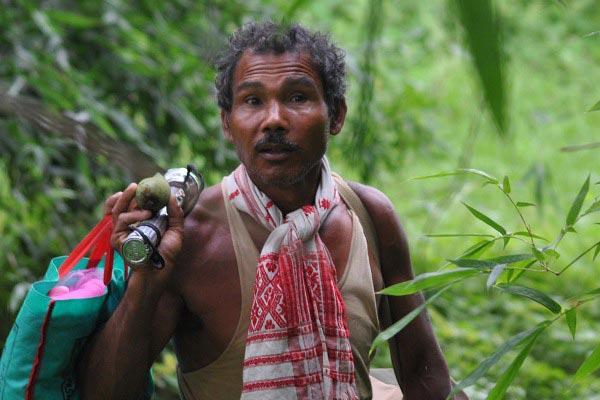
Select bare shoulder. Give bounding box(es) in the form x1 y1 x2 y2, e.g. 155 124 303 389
346 181 413 280
171 183 227 277
346 182 404 244
184 182 226 235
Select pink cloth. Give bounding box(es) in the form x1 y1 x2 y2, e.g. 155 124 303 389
223 158 358 400
48 269 106 300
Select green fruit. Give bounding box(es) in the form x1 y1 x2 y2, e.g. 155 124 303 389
136 173 170 212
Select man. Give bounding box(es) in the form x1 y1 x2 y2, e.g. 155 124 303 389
78 22 464 400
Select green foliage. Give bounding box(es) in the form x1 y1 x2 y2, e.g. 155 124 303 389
454 0 506 133
374 169 600 398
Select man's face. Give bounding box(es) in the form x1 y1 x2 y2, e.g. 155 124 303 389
222 50 345 188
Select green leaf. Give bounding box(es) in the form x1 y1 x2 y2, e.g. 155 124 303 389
574 342 600 381
46 10 99 29
516 202 536 207
449 259 496 269
588 100 600 112
514 231 548 241
448 324 547 398
379 268 481 296
425 233 495 238
566 175 590 227
560 142 600 152
507 260 536 283
487 329 542 400
497 284 562 314
542 248 560 260
460 239 494 258
371 287 448 355
565 308 577 340
573 287 600 301
582 199 600 218
454 0 506 134
533 247 545 262
502 175 511 194
487 263 506 289
594 244 600 261
463 202 507 235
490 253 533 264
450 254 532 270
410 168 498 183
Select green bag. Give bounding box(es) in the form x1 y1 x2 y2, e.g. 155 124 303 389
0 215 153 400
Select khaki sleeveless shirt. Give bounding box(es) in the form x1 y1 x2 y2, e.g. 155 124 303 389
177 178 381 399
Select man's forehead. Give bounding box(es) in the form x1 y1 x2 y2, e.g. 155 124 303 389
233 50 323 91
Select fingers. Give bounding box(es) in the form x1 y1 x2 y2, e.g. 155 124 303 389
112 183 137 223
104 192 122 215
166 194 184 232
115 209 153 231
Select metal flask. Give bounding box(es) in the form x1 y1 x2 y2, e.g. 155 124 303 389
121 165 203 268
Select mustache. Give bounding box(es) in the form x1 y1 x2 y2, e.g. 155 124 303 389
254 132 300 152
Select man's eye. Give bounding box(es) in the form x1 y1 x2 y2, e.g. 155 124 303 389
245 96 261 105
290 94 307 103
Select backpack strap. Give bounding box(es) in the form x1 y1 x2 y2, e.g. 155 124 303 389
332 172 380 267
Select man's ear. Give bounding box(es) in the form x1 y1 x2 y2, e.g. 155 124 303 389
221 109 233 143
329 98 347 136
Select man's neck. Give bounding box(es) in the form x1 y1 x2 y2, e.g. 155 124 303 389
256 165 321 215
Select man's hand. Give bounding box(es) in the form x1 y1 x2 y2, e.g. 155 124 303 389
104 183 185 284
78 184 185 400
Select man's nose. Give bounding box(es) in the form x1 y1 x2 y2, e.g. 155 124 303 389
261 100 288 133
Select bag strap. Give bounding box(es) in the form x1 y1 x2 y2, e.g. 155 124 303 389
333 173 380 266
58 215 114 281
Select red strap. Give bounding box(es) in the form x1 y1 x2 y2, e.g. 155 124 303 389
58 215 113 278
25 300 56 400
104 245 115 285
87 229 111 270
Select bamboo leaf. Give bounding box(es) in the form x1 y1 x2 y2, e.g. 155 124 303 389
566 175 590 226
461 239 494 258
574 342 600 381
46 10 99 29
560 142 600 152
516 202 536 207
582 199 600 218
565 308 577 340
588 100 600 112
574 287 600 301
463 202 507 235
449 259 495 269
594 243 600 261
507 260 536 283
497 284 562 314
514 231 548 241
379 268 481 296
425 233 495 238
371 287 448 355
450 254 532 270
487 329 542 400
487 263 506 289
410 168 498 183
502 175 511 194
454 0 506 133
448 324 547 398
490 253 533 264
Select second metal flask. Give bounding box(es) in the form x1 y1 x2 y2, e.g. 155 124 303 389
121 165 203 268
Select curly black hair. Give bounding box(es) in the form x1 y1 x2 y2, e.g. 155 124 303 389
215 21 346 117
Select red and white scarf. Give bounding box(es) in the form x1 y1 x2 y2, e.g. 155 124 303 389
223 158 358 400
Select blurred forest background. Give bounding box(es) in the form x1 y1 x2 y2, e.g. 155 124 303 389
1 0 600 399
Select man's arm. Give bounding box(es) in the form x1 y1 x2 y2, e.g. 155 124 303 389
350 182 467 400
77 184 185 400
